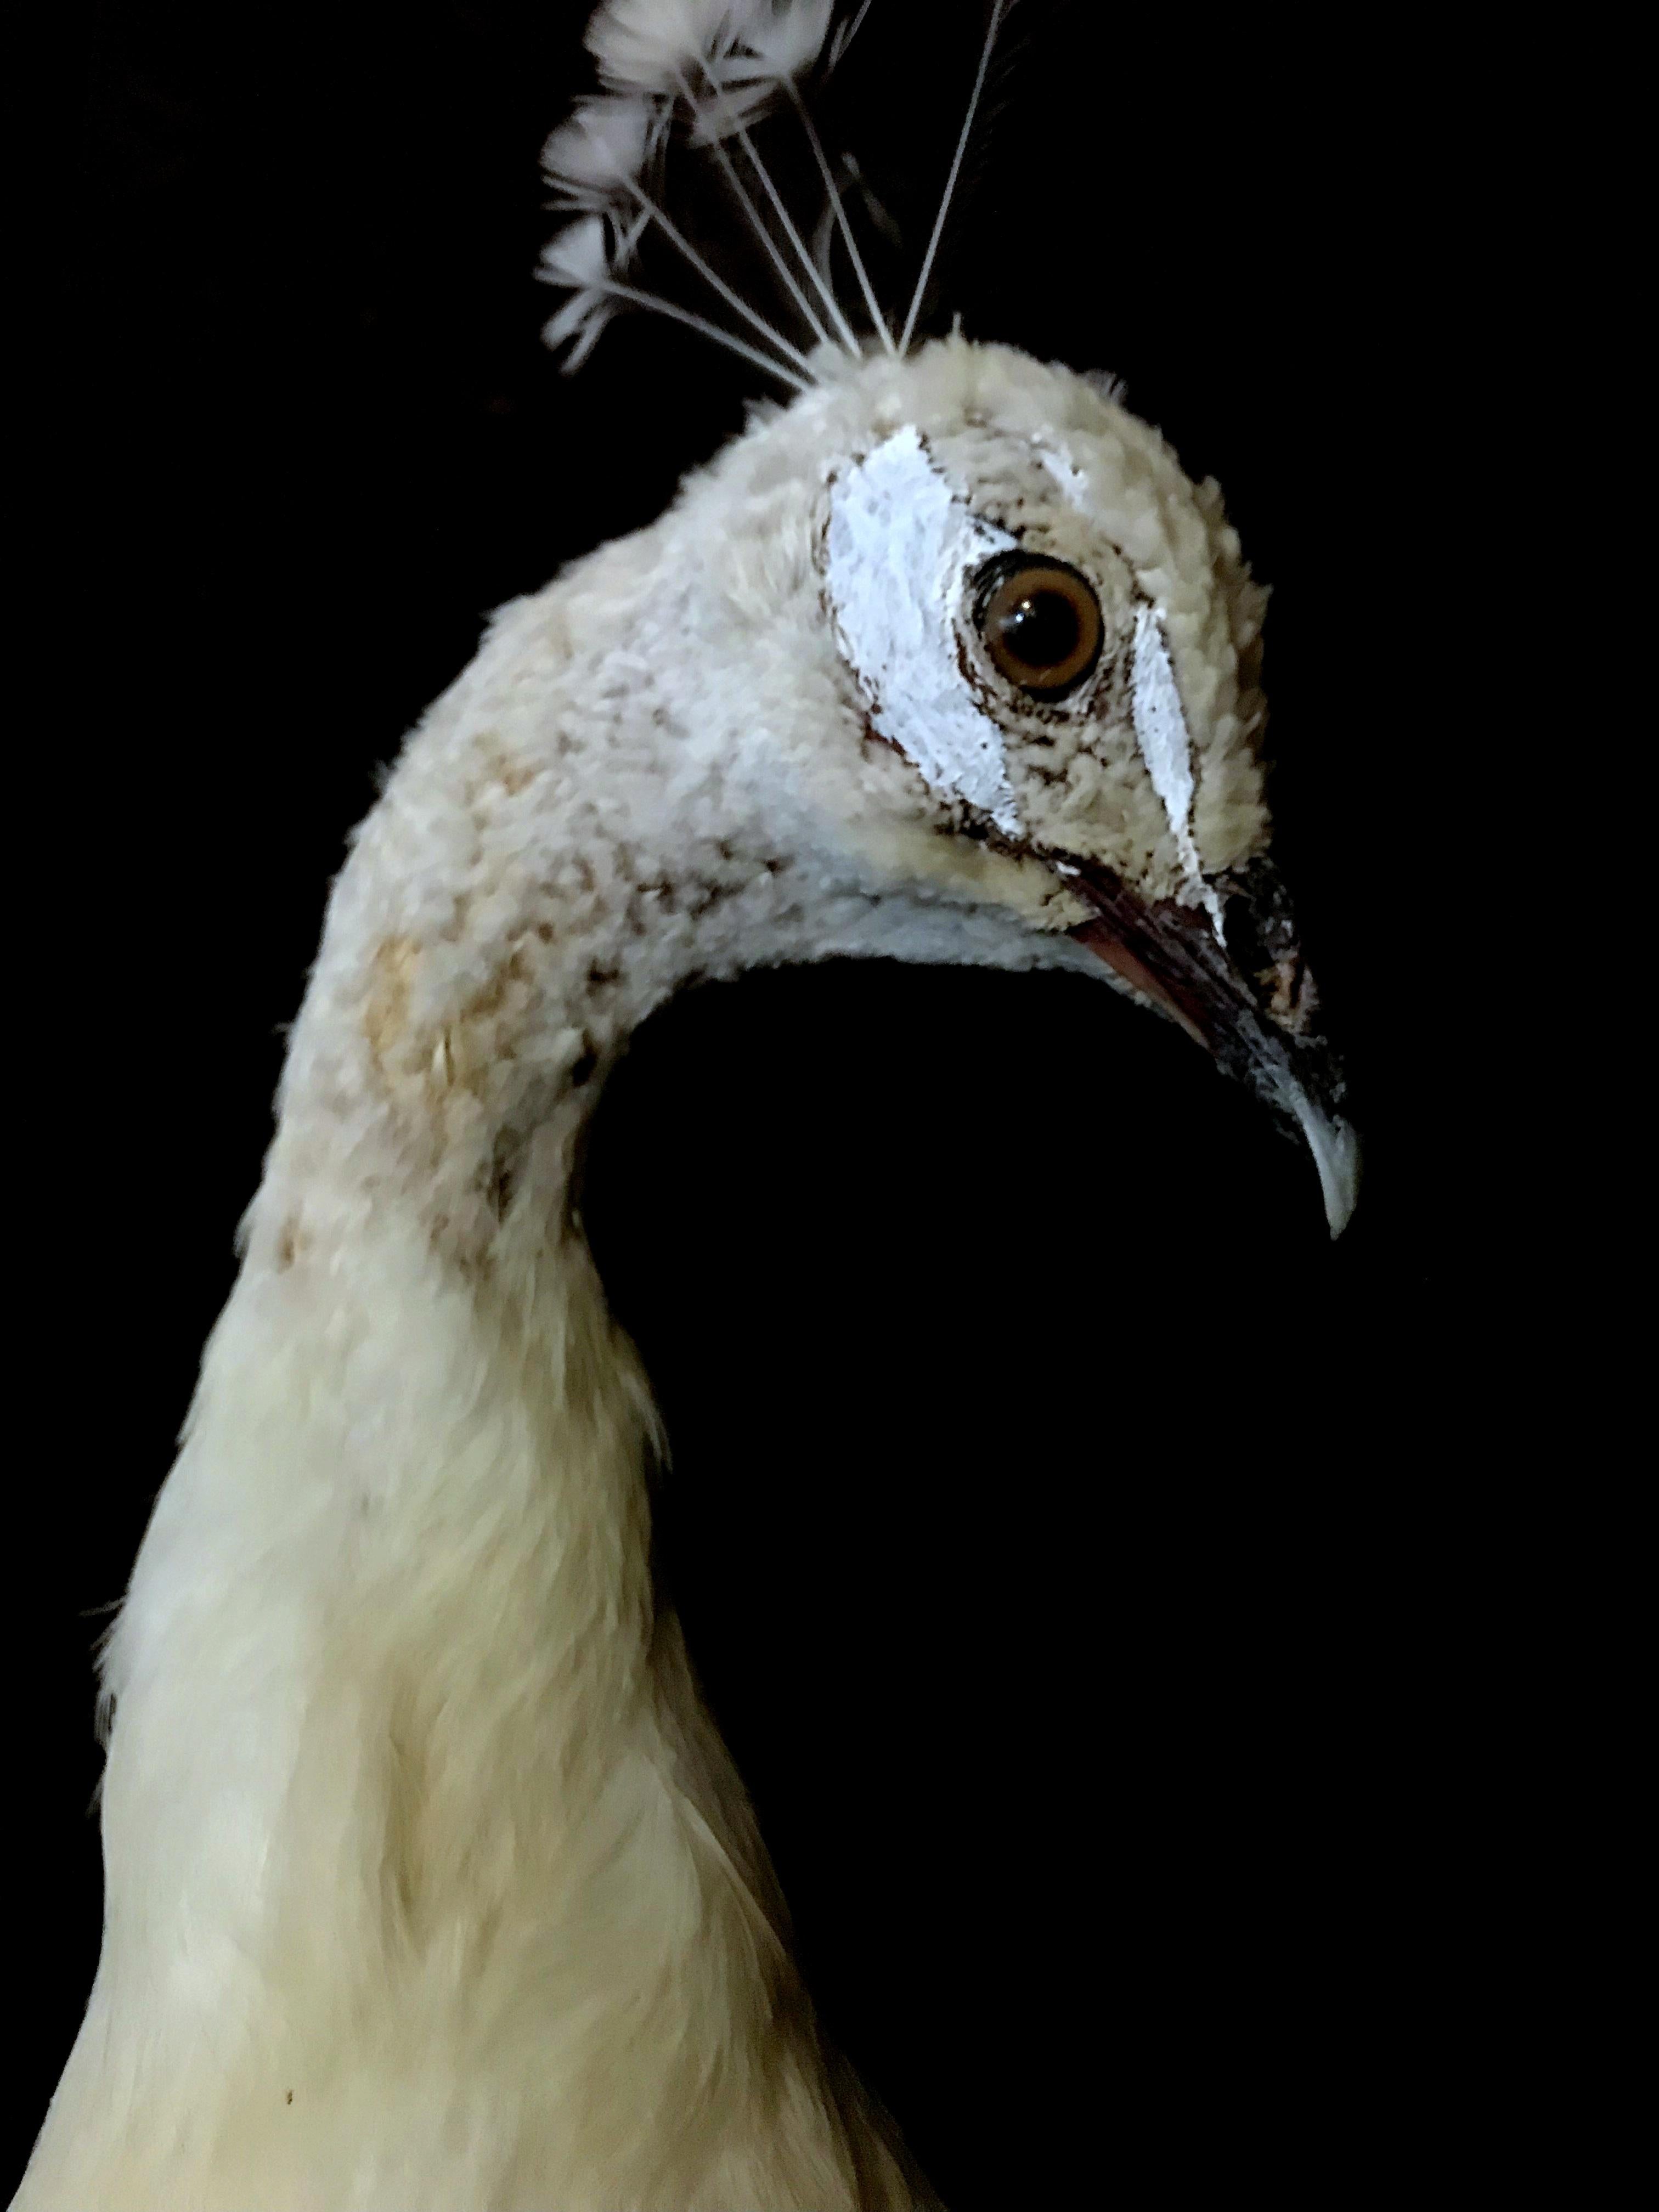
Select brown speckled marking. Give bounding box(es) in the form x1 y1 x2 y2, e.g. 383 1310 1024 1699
459 944 532 1032
475 733 537 798
365 936 419 1068
469 730 539 809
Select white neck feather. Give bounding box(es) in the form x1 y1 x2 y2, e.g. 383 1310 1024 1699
21 545 935 2209
25 1194 913 2206
29 1180 924 2207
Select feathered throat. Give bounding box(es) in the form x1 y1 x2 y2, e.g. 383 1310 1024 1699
538 0 1012 387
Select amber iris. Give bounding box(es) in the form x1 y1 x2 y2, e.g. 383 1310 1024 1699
977 556 1103 698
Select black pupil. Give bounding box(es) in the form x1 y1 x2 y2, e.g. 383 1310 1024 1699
996 587 1079 672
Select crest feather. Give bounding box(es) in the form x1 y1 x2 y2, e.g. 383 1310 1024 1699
538 1 1013 384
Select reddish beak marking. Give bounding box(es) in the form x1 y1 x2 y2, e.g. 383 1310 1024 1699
1069 918 1207 1047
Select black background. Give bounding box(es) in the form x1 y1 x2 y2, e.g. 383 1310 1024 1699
20 3 1511 2200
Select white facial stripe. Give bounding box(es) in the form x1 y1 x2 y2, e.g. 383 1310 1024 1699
825 426 1022 836
1129 606 1198 866
1131 605 1224 938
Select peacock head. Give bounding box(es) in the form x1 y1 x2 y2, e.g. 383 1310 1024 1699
624 336 1358 1232
308 0 1361 1267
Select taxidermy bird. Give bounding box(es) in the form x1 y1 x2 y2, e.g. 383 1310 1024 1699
19 2 1357 2206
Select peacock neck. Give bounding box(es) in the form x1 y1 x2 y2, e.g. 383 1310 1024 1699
99 1181 662 1982
89 565 796 2031
32 566 936 2203
55 1110 887 2204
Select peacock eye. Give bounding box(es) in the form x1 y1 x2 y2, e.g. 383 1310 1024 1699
974 555 1103 699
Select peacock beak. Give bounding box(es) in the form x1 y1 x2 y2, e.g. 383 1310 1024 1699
1067 855 1361 1237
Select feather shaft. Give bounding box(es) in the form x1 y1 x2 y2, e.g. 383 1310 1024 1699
544 264 811 390
673 65 838 352
571 108 819 377
785 77 895 353
730 118 862 352
899 0 1009 353
593 280 812 387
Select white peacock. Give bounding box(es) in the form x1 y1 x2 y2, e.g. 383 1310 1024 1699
19 3 1357 2207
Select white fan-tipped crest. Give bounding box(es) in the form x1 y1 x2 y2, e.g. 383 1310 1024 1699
586 0 837 115
538 214 631 368
709 0 835 95
539 212 612 290
584 0 737 94
586 0 841 146
539 0 1015 382
541 95 667 212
